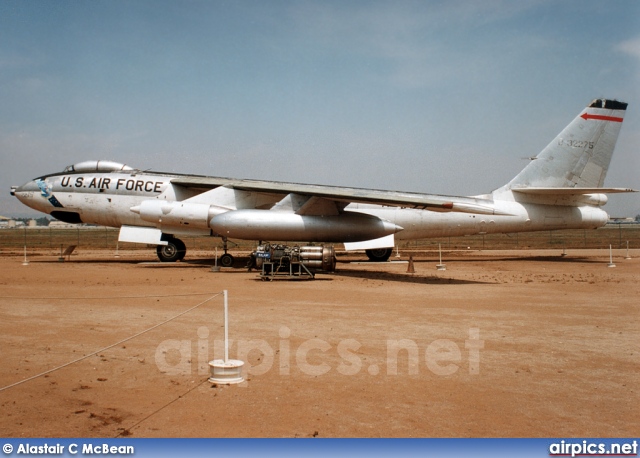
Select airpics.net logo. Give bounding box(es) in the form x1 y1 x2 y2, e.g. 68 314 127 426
154 326 484 378
549 440 638 457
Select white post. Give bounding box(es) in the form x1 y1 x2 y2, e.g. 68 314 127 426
208 289 244 385
22 228 29 266
607 244 616 268
436 243 446 271
625 241 631 260
223 289 229 363
210 247 221 272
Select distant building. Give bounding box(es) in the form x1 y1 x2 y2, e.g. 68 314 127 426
48 221 78 229
607 217 638 225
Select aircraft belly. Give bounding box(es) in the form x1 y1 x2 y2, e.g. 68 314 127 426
350 203 532 239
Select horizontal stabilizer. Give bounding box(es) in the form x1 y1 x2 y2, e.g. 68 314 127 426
512 187 637 195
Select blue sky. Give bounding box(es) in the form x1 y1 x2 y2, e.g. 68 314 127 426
2 0 639 217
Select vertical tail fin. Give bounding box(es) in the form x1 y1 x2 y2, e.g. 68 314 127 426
501 99 627 191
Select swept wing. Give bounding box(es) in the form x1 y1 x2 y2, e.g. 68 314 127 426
171 176 510 216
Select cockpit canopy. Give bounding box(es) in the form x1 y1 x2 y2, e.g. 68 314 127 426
63 160 134 173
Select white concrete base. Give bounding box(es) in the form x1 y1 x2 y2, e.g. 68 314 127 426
208 359 245 385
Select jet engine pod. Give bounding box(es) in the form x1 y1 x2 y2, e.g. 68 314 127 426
133 200 219 229
210 209 402 242
578 193 608 207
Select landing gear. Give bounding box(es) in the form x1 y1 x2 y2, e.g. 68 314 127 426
219 253 234 267
218 236 234 267
156 237 186 262
365 247 392 262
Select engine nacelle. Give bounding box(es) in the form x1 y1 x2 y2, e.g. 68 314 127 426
252 244 336 272
132 200 223 230
577 193 608 207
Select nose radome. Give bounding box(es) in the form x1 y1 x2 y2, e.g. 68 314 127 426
14 180 40 193
12 180 47 211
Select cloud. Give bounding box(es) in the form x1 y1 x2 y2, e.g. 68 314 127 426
615 36 640 60
287 1 550 89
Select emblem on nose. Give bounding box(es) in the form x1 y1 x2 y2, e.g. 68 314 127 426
35 179 52 198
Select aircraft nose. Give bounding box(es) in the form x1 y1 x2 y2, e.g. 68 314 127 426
12 180 39 195
11 180 45 208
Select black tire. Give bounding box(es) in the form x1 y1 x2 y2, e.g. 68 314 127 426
156 238 186 262
219 253 234 268
365 247 392 262
174 238 186 261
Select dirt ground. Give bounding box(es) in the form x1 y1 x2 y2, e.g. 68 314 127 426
0 248 638 438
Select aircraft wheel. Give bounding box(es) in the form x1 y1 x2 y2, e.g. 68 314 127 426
174 238 187 261
219 253 234 268
157 238 186 262
365 247 392 262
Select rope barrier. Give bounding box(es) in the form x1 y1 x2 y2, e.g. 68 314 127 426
115 378 210 437
0 292 220 300
0 292 223 393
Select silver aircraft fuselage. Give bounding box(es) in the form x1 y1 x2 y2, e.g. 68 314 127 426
13 167 608 240
11 99 634 262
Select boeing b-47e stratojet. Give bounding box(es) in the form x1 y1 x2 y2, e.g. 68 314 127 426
11 99 636 266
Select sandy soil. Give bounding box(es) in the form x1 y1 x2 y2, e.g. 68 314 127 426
0 248 638 438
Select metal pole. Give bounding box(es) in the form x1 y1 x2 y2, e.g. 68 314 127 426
22 227 29 266
223 290 229 363
607 244 616 268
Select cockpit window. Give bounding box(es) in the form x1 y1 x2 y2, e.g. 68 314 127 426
60 161 134 173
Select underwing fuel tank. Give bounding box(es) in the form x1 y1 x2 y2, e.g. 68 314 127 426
210 209 403 243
